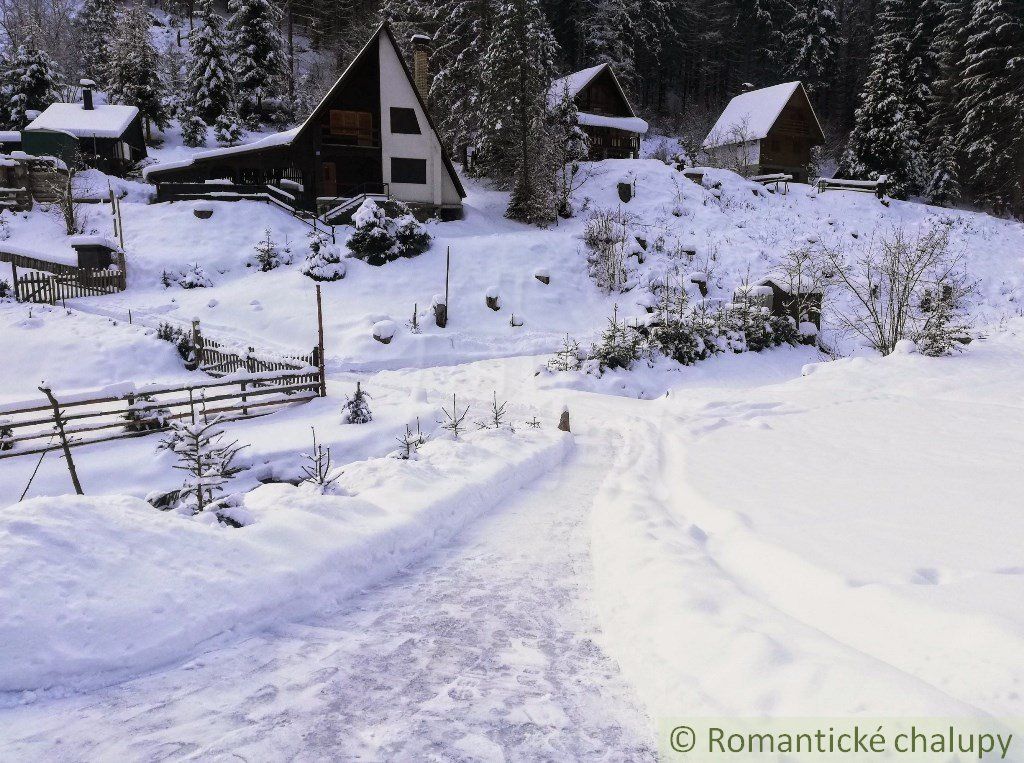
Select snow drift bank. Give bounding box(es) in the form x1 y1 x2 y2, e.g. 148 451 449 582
0 428 572 694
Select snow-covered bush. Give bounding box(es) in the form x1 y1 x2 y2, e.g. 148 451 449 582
123 395 172 432
341 382 372 424
301 230 346 281
0 211 10 241
391 420 427 460
160 417 247 515
347 199 431 266
156 322 196 365
163 263 213 289
214 109 243 146
0 418 13 451
0 278 11 300
583 207 641 293
251 228 281 271
819 225 974 356
179 102 207 147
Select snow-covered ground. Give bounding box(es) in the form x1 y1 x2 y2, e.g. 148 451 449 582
2 156 1024 758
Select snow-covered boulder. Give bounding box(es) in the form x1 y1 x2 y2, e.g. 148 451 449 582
485 287 502 311
372 319 397 344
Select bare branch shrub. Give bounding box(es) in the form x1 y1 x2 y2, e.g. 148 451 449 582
818 226 974 356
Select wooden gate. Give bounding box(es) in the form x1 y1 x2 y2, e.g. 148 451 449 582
14 269 126 304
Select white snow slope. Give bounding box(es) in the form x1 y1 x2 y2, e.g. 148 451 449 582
2 158 1024 758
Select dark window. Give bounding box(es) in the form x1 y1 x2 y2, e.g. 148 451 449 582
391 157 427 184
325 110 375 146
390 107 421 134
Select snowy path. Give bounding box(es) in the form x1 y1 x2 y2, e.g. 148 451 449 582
0 434 655 762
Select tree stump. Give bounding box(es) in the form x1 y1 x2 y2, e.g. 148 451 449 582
434 302 447 328
485 289 501 311
617 182 633 203
558 409 570 432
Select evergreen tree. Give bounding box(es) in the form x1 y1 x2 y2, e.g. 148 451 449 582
106 5 167 141
179 100 208 147
341 382 373 424
786 0 840 97
840 0 925 198
187 0 235 124
923 127 962 206
548 81 589 216
214 106 244 145
925 0 972 146
0 42 59 129
76 0 117 86
959 0 1024 214
162 417 246 514
227 0 285 126
477 0 559 223
582 0 635 89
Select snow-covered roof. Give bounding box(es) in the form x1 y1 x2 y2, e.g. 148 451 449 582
577 112 648 134
703 82 821 149
25 103 139 139
142 128 300 180
549 64 606 105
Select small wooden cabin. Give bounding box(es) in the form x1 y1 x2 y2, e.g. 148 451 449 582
22 81 147 176
549 64 648 160
702 82 824 182
144 23 465 220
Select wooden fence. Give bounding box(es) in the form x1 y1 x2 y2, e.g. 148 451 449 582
14 269 126 304
0 368 323 460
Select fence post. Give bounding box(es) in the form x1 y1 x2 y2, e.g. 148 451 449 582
10 260 18 301
38 386 84 495
315 284 327 397
242 348 255 415
191 319 204 370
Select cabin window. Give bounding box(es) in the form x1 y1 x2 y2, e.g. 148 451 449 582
391 157 427 184
390 107 421 134
326 110 375 146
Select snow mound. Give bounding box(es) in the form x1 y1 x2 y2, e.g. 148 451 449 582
0 428 571 692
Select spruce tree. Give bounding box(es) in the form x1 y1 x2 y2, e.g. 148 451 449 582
923 129 961 206
187 0 235 124
179 100 208 147
214 106 244 146
786 0 840 98
840 0 925 198
959 0 1024 214
227 0 285 127
76 0 117 86
477 0 558 223
0 42 59 129
106 5 167 141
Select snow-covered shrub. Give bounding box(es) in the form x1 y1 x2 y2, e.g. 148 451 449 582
251 228 282 271
160 417 247 515
347 199 431 266
392 420 427 460
156 322 197 366
651 316 708 365
214 110 243 146
341 382 372 424
583 207 640 293
123 395 172 433
163 263 212 289
591 306 644 372
0 278 11 300
301 428 337 489
0 211 10 241
179 102 207 147
0 418 13 451
301 230 346 281
819 225 974 356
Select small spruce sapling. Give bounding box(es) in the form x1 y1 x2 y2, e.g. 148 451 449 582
547 334 582 371
161 417 246 514
253 228 281 271
477 391 508 430
301 229 346 281
526 416 541 429
393 419 427 459
0 278 11 299
0 418 13 450
438 394 470 438
341 382 372 424
301 426 337 488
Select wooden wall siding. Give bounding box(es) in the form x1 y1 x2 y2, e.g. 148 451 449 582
576 68 632 117
0 369 322 460
758 89 823 171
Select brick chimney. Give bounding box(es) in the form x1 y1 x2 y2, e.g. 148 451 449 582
80 79 96 111
410 34 431 102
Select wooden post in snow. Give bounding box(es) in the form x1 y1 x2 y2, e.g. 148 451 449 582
38 386 84 495
315 284 327 397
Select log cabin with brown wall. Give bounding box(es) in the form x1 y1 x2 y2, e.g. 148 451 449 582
702 82 825 182
549 64 649 160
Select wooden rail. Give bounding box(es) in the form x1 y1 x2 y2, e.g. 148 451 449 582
0 369 323 459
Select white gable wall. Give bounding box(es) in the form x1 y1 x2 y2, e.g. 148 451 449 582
377 33 462 208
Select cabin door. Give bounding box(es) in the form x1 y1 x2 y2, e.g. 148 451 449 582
321 162 338 197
